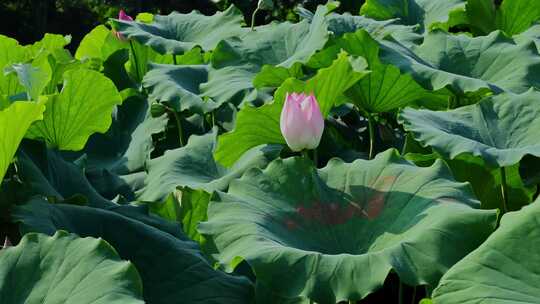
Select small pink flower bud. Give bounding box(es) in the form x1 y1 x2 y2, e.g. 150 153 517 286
280 93 324 152
115 9 134 41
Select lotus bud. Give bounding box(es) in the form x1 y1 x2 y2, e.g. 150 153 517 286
115 9 133 41
280 93 324 152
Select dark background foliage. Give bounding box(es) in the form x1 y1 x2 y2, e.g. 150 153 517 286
0 0 364 52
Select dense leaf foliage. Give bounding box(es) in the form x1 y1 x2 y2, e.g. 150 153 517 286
2 0 540 303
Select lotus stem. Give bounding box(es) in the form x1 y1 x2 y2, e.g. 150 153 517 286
250 7 260 31
411 286 417 304
367 113 375 160
302 150 310 160
173 54 177 65
129 40 141 83
166 106 184 147
500 166 509 213
313 149 318 168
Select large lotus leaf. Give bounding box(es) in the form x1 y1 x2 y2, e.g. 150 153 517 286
200 4 330 106
432 197 540 303
84 92 168 174
214 51 368 167
17 144 116 209
79 93 168 200
0 102 44 182
337 29 432 113
112 6 245 55
199 149 497 303
327 13 421 46
399 90 540 168
26 68 122 151
13 198 254 304
143 63 219 114
360 0 465 31
380 30 540 95
137 130 281 202
0 35 28 97
16 143 190 239
0 231 144 303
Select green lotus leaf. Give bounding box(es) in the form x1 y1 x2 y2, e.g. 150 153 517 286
406 152 535 211
80 93 168 200
137 130 281 202
380 30 540 94
143 63 219 114
0 35 28 97
5 63 51 101
360 0 465 32
327 13 421 46
200 4 330 106
432 197 540 303
27 33 71 57
399 90 540 168
85 92 168 174
199 149 497 303
214 51 368 167
125 39 172 83
465 0 497 35
111 6 246 55
516 24 540 52
13 198 254 304
75 25 110 60
467 0 540 36
26 68 122 151
178 187 212 248
496 0 540 36
337 29 432 113
0 231 144 303
75 25 128 62
0 102 45 182
17 144 116 208
17 143 190 238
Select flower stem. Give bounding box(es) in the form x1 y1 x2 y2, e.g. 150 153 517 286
313 149 318 168
302 150 310 160
367 113 375 160
166 107 184 147
250 7 260 31
500 166 509 213
411 286 417 304
173 54 177 65
129 40 141 82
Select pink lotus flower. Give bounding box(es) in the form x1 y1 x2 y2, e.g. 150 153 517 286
280 93 324 152
115 9 133 41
